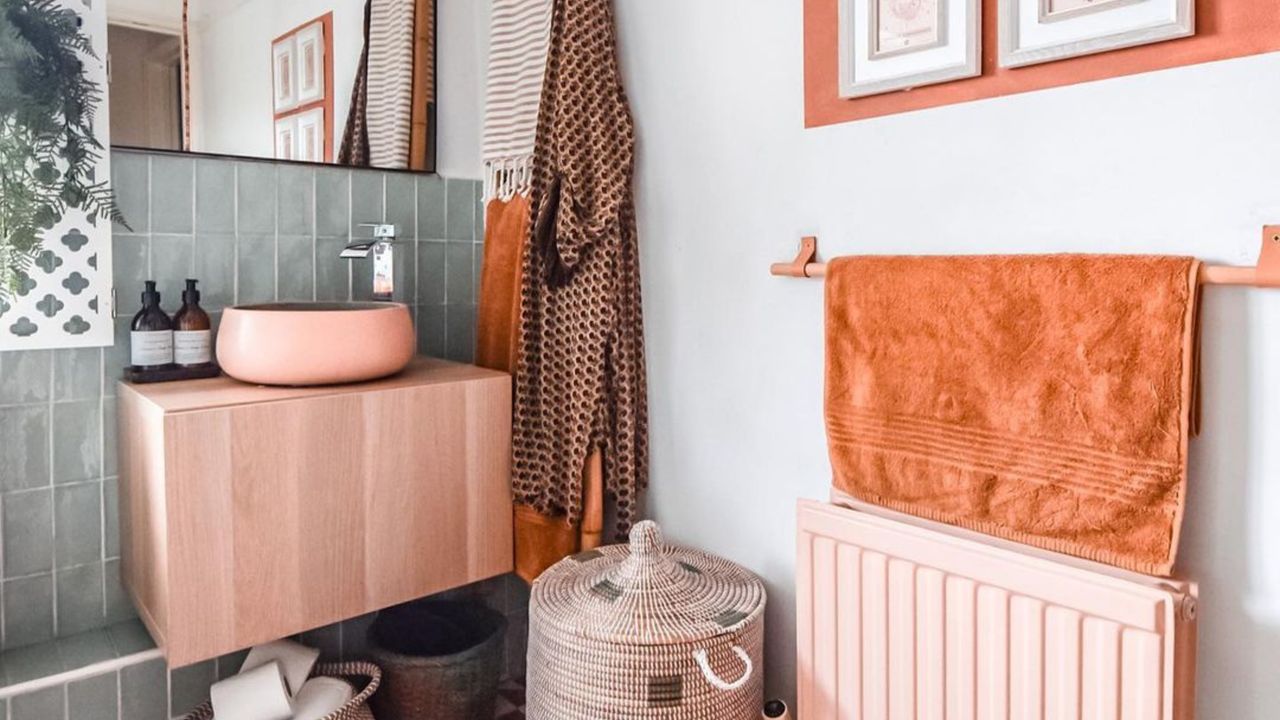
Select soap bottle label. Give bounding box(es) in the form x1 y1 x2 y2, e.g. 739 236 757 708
131 330 174 367
174 330 212 365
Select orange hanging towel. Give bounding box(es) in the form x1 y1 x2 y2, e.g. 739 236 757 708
476 195 606 584
476 197 530 373
825 255 1202 576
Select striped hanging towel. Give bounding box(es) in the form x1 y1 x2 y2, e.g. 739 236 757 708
482 0 553 201
366 0 416 169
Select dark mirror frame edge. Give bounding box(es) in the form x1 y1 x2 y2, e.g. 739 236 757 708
109 139 439 177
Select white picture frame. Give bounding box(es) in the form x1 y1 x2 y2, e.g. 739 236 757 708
839 0 980 99
272 37 298 113
294 107 326 163
274 116 297 161
999 0 1194 68
294 21 326 106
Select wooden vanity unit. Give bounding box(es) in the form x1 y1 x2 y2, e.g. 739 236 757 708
118 358 514 666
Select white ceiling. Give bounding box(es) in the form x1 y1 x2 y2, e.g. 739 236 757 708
107 0 263 33
106 0 181 31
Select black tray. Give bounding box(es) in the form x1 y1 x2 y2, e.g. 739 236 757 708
123 364 222 384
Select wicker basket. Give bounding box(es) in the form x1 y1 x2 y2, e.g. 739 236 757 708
181 661 382 720
366 601 507 720
527 521 766 720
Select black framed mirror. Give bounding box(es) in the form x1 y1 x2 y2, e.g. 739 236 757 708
106 0 436 172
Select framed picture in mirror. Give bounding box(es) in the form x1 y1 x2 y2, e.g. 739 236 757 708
275 118 294 160
295 21 327 105
296 108 328 163
106 0 437 171
273 37 298 113
272 15 333 162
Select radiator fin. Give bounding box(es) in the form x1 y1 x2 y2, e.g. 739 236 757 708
798 501 1195 720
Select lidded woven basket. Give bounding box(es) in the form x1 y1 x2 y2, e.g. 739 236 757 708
527 520 766 720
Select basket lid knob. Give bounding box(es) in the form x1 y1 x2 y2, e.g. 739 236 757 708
628 520 663 557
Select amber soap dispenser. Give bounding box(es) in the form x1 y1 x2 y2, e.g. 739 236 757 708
130 281 174 370
173 279 213 367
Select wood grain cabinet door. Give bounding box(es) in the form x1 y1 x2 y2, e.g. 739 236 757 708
120 360 514 666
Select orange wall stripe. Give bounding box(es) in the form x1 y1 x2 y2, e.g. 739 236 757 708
805 0 1280 128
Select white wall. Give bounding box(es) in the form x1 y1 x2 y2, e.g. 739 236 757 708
435 0 488 178
613 1 1280 714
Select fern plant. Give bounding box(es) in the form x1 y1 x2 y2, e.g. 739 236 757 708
0 0 125 303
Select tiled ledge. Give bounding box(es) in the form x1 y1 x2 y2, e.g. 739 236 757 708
0 573 529 719
0 620 157 698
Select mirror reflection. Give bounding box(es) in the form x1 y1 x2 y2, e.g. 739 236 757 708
106 0 436 170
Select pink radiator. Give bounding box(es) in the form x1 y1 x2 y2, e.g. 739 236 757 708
797 499 1198 720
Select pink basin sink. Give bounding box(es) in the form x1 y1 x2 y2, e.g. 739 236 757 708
217 302 415 386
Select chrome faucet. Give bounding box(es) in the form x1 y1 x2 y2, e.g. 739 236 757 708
341 223 397 301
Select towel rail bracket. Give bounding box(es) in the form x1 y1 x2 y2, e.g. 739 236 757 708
770 236 818 278
771 226 1280 287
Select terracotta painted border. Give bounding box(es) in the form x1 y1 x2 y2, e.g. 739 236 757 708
805 0 1280 128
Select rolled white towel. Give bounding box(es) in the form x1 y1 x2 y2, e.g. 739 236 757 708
292 677 356 720
239 639 321 696
209 661 293 720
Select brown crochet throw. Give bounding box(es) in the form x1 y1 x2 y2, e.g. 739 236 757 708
338 0 372 167
512 0 647 578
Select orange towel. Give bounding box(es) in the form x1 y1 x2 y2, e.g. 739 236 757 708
475 195 603 584
476 197 529 372
825 255 1201 576
513 450 603 583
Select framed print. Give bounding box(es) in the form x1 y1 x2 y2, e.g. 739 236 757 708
839 0 980 98
295 108 326 163
1040 0 1140 23
272 37 298 113
1000 0 1193 68
871 0 945 58
269 14 335 163
275 117 297 161
294 21 326 106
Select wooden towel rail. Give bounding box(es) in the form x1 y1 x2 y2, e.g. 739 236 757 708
771 227 1280 287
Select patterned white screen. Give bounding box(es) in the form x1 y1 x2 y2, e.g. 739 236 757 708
2 0 115 350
